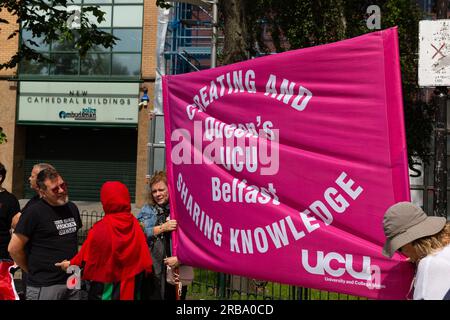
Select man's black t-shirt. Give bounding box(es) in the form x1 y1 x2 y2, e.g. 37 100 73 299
14 200 82 287
21 194 41 213
0 190 20 259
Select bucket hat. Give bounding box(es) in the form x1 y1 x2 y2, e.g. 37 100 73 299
382 202 446 258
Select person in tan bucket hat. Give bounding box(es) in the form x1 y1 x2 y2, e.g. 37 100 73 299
382 202 450 300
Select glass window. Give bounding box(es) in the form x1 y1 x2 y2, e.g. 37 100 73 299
114 0 143 3
50 53 79 75
25 6 49 21
83 0 112 3
411 189 424 208
112 53 141 76
113 5 142 28
81 53 110 75
153 147 166 172
86 28 111 52
87 43 110 53
21 29 49 51
155 115 165 144
84 5 112 27
51 35 79 52
20 58 50 75
113 29 142 52
19 2 143 78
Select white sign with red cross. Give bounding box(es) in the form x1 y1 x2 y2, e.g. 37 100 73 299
419 20 450 87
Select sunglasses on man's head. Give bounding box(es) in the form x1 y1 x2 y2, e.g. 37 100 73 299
50 182 67 194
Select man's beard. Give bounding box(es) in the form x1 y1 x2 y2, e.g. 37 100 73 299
54 194 69 206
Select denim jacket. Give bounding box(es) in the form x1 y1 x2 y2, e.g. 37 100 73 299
136 204 158 242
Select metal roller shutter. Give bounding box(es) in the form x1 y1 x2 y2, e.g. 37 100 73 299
24 126 137 202
24 159 136 202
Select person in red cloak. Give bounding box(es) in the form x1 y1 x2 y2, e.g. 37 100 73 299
56 181 152 300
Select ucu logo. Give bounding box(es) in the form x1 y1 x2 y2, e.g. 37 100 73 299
301 249 372 280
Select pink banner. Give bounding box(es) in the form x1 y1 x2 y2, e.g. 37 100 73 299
163 27 414 299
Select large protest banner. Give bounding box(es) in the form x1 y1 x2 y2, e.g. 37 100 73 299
162 27 414 299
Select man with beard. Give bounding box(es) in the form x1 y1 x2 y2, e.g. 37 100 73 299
8 168 82 300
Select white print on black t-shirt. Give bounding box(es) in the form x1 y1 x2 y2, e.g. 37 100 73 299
54 218 77 236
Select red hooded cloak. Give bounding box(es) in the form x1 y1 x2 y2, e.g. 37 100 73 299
70 181 152 299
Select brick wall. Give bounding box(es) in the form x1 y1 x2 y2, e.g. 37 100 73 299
0 81 19 196
0 10 18 76
141 0 158 79
0 9 29 198
136 1 158 207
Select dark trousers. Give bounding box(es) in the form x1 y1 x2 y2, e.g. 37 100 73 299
26 284 84 300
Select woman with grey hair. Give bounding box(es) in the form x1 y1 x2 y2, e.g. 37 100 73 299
383 202 450 300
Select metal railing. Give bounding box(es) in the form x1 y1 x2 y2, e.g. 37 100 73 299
77 209 104 245
187 269 366 300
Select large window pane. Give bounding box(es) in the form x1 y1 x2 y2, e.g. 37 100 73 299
112 53 141 76
113 5 142 27
411 189 424 208
81 53 110 75
153 147 166 172
113 29 142 52
86 28 111 52
155 115 165 144
21 29 49 51
19 3 143 78
20 58 50 75
87 43 111 53
51 35 79 52
114 0 143 3
84 5 112 27
83 0 112 3
50 53 79 75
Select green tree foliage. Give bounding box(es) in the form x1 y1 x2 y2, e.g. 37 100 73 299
0 0 117 70
382 0 434 166
157 0 434 167
216 0 434 166
156 0 172 9
0 127 6 144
